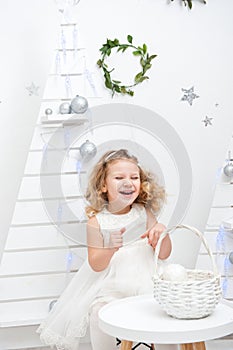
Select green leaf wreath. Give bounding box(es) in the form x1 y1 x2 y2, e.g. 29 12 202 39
97 35 157 97
170 0 206 9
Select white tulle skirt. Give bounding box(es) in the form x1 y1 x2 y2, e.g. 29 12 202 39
37 239 155 350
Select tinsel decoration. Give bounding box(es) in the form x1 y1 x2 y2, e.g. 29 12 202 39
65 75 72 98
55 51 61 75
61 29 67 64
73 24 78 57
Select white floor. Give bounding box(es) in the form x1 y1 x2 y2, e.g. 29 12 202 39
79 339 233 350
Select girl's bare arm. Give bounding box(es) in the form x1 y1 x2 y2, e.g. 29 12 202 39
87 216 124 272
141 208 172 259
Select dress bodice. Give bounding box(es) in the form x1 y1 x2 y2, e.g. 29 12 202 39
96 203 147 246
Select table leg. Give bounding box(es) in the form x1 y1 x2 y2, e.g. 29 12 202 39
121 340 133 350
180 342 206 350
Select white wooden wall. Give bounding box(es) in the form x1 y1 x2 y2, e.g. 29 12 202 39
0 22 99 348
196 135 233 300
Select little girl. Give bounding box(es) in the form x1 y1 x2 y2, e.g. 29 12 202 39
37 149 172 350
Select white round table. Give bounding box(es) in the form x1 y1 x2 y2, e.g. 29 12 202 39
98 295 233 350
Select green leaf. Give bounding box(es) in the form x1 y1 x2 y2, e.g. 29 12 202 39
140 58 146 67
144 63 152 70
137 76 149 83
112 80 121 84
187 0 193 9
148 54 157 61
143 44 147 54
114 85 121 93
105 79 112 89
132 51 141 56
127 35 133 44
96 59 102 67
134 72 143 83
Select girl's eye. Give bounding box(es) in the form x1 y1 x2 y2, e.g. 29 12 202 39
115 177 123 180
131 177 139 180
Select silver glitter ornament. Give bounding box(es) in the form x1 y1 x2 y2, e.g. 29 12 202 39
59 102 71 114
80 140 97 161
70 95 88 114
223 162 233 177
49 299 57 311
45 108 53 115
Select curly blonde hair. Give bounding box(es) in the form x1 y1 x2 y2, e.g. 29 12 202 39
85 149 165 218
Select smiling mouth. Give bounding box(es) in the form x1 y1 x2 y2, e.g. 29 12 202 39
119 191 134 195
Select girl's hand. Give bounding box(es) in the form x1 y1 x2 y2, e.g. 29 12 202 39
108 228 126 249
141 223 166 248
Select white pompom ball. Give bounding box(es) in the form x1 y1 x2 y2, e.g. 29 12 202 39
162 264 188 282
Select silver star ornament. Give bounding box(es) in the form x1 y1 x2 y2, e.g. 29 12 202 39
26 82 40 96
202 116 213 127
181 86 199 106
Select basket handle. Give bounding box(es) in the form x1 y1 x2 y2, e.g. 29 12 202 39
154 224 219 277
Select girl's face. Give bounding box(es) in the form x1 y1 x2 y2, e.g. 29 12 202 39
102 159 141 214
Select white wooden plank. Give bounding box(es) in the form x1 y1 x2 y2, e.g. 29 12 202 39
24 149 91 175
57 25 86 50
30 122 90 150
49 49 86 75
18 174 82 200
0 299 50 325
43 75 97 99
0 248 86 276
0 272 75 301
212 184 233 206
11 199 86 225
206 207 233 228
6 223 86 250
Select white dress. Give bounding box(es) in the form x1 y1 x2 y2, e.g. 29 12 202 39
37 204 156 350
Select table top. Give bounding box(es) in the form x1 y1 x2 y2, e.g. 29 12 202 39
98 295 233 344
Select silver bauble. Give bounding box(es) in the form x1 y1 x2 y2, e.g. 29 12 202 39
70 95 88 114
229 252 233 264
80 140 97 161
49 299 57 311
45 108 53 115
59 102 71 114
223 162 233 177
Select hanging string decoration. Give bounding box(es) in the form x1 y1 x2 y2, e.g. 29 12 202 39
97 35 157 97
169 0 206 10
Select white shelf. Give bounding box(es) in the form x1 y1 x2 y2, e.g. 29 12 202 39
40 114 89 126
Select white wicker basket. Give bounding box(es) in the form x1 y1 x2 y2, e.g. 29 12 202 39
153 224 222 319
